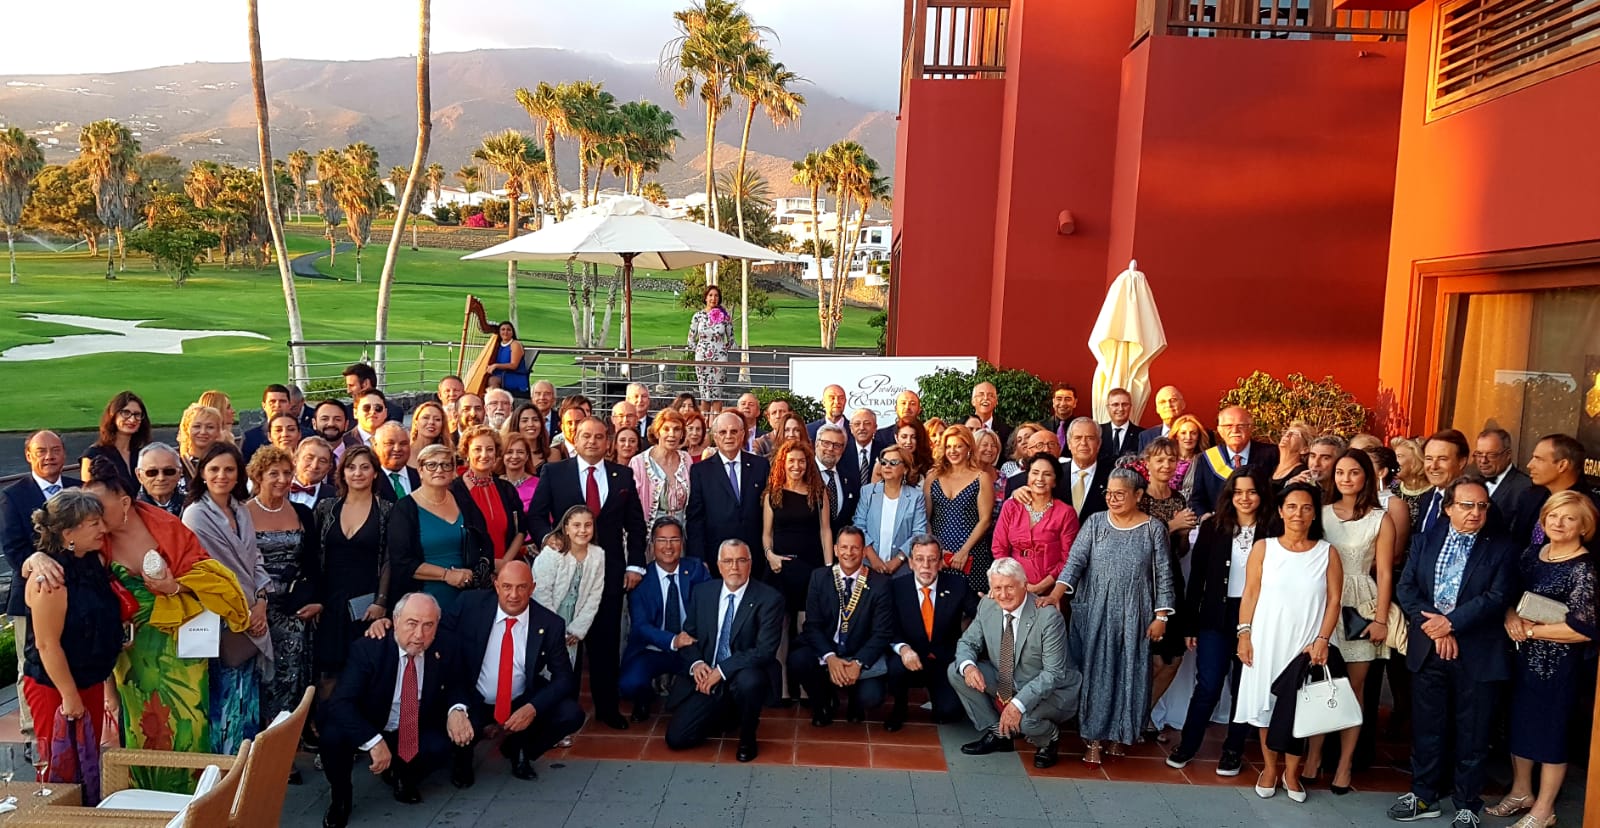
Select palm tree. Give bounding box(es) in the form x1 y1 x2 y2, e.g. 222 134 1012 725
515 81 576 222
474 129 544 325
0 127 45 284
792 150 830 345
455 164 480 197
730 49 804 352
373 0 433 385
332 142 382 283
247 0 308 383
389 165 424 250
79 119 140 279
286 148 311 222
814 141 886 349
618 100 681 195
424 162 445 208
561 81 617 208
640 180 668 206
314 148 344 263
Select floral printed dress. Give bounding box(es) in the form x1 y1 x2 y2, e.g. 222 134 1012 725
687 307 734 404
112 562 211 792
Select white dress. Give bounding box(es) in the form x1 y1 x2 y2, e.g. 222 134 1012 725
1322 505 1387 662
1234 538 1331 728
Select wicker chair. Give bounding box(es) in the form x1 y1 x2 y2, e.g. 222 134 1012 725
7 741 250 828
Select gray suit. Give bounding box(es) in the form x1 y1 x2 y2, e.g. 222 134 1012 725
947 598 1081 747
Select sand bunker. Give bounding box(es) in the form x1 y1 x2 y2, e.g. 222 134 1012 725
1 313 270 362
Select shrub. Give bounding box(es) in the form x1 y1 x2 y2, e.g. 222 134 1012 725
751 387 822 423
303 378 347 403
480 199 509 226
430 204 457 225
917 360 1053 427
868 311 887 355
0 622 16 688
1218 371 1369 441
462 212 490 229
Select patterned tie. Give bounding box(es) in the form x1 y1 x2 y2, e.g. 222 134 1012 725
1057 422 1067 446
1232 452 1243 470
494 618 516 724
585 466 601 514
860 447 869 472
42 483 61 499
920 585 934 640
837 576 854 648
664 573 682 634
997 612 1016 702
389 471 406 498
726 460 741 504
824 469 838 518
398 655 419 761
714 594 736 666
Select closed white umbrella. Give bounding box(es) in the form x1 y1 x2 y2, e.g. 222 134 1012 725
462 196 800 356
1088 260 1168 423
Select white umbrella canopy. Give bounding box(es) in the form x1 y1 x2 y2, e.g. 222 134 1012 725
1088 260 1168 423
462 196 798 356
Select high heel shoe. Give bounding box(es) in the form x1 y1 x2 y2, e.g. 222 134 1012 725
1485 794 1534 818
1107 743 1126 758
1508 813 1556 828
1082 741 1103 766
1330 769 1354 796
1254 770 1278 799
1285 778 1307 803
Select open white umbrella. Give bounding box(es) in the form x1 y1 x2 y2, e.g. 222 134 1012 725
1088 260 1168 423
461 196 800 356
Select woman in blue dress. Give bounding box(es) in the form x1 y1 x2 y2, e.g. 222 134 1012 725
485 321 529 397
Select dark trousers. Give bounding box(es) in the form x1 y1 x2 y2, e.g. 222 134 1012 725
665 665 768 748
322 728 451 802
1410 653 1498 813
787 645 887 711
619 649 685 708
457 698 585 765
1176 627 1253 756
886 653 963 722
585 588 624 717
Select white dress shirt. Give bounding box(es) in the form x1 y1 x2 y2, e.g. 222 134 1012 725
718 451 742 491
32 473 63 498
473 606 529 706
821 566 866 663
892 576 938 654
1069 462 1097 490
695 581 750 679
654 562 688 651
575 457 609 505
853 442 873 473
957 607 1026 713
382 465 413 497
357 426 375 446
817 459 843 513
361 644 425 750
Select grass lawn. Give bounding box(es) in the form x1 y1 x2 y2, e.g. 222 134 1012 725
0 236 875 431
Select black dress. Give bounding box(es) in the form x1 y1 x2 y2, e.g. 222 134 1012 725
23 552 122 691
83 443 138 492
769 489 826 613
1508 546 1597 764
1140 490 1190 662
312 497 391 675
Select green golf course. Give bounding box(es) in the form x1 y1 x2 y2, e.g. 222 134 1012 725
0 235 875 432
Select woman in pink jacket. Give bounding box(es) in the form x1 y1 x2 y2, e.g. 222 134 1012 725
992 453 1081 596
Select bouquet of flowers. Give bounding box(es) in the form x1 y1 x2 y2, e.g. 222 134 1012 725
708 307 730 326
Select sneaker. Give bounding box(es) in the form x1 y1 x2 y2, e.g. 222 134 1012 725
1165 748 1196 769
1448 810 1480 827
1216 749 1243 777
1388 793 1441 821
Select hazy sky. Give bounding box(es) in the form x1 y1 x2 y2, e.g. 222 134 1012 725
1 0 903 109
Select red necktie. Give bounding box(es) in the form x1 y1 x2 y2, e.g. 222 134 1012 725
398 655 419 761
585 466 601 514
495 618 517 724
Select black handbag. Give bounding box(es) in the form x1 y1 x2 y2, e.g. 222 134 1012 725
1341 606 1370 640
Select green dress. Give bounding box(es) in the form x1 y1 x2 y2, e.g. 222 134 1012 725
418 508 466 612
111 562 212 793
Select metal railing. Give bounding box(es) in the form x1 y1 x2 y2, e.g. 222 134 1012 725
1136 0 1407 43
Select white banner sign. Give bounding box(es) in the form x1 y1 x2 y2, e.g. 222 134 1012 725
789 356 979 423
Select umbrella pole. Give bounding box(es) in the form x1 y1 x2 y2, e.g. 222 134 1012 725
623 253 634 360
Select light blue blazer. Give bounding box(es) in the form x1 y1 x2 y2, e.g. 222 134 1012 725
854 481 928 570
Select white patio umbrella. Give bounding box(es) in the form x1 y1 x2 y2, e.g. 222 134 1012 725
1088 260 1168 423
461 196 800 356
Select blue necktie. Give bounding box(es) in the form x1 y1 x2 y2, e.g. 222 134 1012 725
42 483 61 499
714 594 736 666
1423 491 1441 534
726 460 740 504
664 573 682 635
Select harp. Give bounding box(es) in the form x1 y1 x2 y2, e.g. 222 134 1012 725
458 295 498 395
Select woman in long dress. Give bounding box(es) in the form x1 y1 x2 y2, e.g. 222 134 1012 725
686 285 734 404
925 426 995 593
312 447 392 695
1052 468 1175 764
1234 482 1343 802
1311 449 1395 792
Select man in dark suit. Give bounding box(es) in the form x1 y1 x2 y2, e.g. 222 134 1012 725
530 379 559 438
841 409 881 484
289 384 318 437
750 398 793 457
240 383 294 461
813 424 859 528
788 527 894 726
664 539 785 761
1389 476 1517 824
1098 387 1143 460
445 562 584 786
0 430 80 741
320 593 467 828
1041 384 1078 448
621 517 712 721
875 391 922 450
371 423 420 502
1004 430 1075 504
1042 418 1112 520
287 437 339 510
885 536 977 730
1475 428 1531 519
807 384 849 441
525 416 648 730
969 381 1011 443
687 412 770 577
1136 385 1186 451
626 383 655 440
1187 406 1279 515
1512 434 1600 546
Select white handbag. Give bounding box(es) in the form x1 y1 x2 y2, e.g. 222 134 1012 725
1291 665 1363 738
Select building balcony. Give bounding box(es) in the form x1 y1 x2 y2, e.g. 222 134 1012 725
900 0 1010 106
1134 0 1407 43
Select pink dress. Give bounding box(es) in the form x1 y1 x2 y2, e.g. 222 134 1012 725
991 497 1081 586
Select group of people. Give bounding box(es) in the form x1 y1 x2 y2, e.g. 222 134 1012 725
1 366 1595 828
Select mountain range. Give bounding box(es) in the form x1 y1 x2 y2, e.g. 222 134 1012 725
0 47 896 199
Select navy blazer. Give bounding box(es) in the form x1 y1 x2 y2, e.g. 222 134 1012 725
1396 523 1518 679
806 417 849 442
240 424 272 462
821 462 860 530
888 571 977 665
873 425 898 452
675 578 785 688
446 590 575 716
625 558 712 659
1136 425 1172 452
685 451 769 572
373 466 422 502
1099 421 1143 461
0 475 82 616
839 439 881 485
322 633 456 749
800 567 894 667
526 458 648 581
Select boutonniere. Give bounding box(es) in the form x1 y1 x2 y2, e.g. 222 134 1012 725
938 590 949 598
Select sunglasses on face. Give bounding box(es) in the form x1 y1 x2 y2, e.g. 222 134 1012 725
878 458 903 467
141 467 181 478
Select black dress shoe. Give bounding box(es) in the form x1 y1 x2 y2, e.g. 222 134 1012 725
630 704 652 723
883 712 906 733
599 712 631 730
811 702 835 728
735 740 759 762
511 754 538 780
288 765 303 785
1033 735 1061 769
961 731 1016 755
450 758 475 789
845 702 865 724
322 798 351 828
393 777 422 804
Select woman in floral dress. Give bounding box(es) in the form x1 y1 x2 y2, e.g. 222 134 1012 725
687 285 734 405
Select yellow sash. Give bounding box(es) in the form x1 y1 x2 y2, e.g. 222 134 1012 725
1203 446 1233 480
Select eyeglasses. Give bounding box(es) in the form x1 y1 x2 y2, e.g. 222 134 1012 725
721 558 752 566
116 409 145 420
1104 490 1132 501
653 537 684 545
1450 500 1491 512
420 461 454 472
817 441 845 450
1470 451 1508 461
141 467 180 477
877 458 903 467
359 405 385 413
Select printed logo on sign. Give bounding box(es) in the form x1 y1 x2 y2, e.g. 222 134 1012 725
849 374 904 412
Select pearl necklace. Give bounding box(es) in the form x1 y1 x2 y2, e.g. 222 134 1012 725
252 496 285 513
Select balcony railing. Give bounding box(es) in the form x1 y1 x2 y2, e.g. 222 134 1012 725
901 0 1010 107
1135 0 1407 43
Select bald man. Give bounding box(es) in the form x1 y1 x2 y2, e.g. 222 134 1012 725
807 384 849 440
1138 386 1187 451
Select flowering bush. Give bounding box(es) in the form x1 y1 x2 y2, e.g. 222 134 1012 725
1218 371 1368 441
463 212 490 229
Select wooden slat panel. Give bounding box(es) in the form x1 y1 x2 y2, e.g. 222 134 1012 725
1431 0 1600 117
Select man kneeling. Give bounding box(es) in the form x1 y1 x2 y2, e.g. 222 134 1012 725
948 558 1082 768
788 526 894 726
